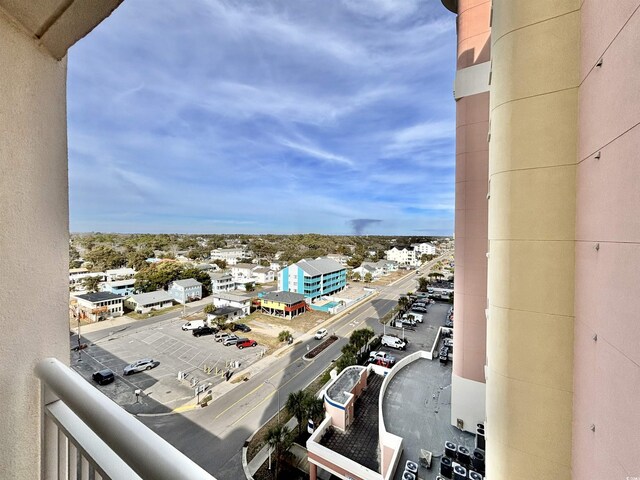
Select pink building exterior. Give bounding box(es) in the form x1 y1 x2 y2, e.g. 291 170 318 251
450 0 491 431
443 0 640 477
572 3 640 478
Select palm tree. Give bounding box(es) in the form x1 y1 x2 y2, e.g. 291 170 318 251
265 423 293 479
397 295 410 313
305 396 325 431
417 276 429 292
286 390 308 435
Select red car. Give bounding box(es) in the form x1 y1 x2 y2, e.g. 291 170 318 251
236 339 258 349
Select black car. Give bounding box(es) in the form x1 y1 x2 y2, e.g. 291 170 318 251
192 325 217 337
92 369 115 385
232 323 251 333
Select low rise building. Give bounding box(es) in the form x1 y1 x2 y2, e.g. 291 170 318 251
167 278 203 304
104 267 136 282
210 272 234 292
231 263 258 280
125 291 174 314
260 291 307 318
73 292 124 322
252 267 274 284
210 292 251 316
100 279 135 297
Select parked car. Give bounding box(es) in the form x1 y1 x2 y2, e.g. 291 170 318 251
232 323 251 333
123 359 157 375
381 335 406 350
182 320 205 331
315 328 328 340
411 307 427 313
370 357 396 368
214 332 230 342
369 351 396 363
222 334 240 346
92 369 115 385
237 338 258 349
193 325 217 337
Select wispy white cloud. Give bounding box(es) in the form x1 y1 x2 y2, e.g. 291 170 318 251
279 138 354 167
67 0 457 235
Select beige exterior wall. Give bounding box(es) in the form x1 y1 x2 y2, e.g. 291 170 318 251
487 2 580 479
0 3 121 477
0 12 70 478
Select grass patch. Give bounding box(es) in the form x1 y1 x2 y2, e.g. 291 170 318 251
126 304 183 320
244 310 331 336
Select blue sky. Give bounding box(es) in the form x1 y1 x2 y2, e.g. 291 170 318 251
68 0 457 235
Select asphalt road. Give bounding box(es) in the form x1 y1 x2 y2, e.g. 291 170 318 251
134 256 448 480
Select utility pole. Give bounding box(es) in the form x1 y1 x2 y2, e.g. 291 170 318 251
264 379 280 425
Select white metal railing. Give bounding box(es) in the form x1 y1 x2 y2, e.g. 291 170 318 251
36 358 216 480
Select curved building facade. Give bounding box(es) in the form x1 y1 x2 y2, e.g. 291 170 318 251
442 1 640 478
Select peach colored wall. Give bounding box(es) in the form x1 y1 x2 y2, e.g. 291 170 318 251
325 398 346 431
453 91 489 384
457 0 491 69
573 2 640 477
381 444 395 477
308 452 366 480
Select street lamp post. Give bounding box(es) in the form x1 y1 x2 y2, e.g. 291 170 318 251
264 379 280 425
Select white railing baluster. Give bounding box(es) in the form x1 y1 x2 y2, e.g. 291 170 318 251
58 428 68 480
68 441 78 480
80 455 89 479
37 358 215 480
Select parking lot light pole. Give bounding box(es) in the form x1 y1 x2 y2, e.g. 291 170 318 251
264 379 280 425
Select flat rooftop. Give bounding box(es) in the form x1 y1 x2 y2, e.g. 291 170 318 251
320 373 383 473
383 357 475 480
326 366 364 405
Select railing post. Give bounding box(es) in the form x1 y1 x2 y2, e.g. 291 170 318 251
41 383 60 480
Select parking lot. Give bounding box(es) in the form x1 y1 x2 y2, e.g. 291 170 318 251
372 301 451 362
72 318 269 413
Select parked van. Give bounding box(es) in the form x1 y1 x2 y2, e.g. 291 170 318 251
381 335 406 350
182 320 205 331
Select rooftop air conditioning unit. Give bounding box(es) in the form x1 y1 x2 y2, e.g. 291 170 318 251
440 456 453 478
453 463 467 480
457 445 470 466
405 460 418 474
469 470 483 480
471 449 485 473
445 441 457 458
402 471 416 480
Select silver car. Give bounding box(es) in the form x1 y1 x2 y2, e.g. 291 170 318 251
123 358 157 375
222 334 240 346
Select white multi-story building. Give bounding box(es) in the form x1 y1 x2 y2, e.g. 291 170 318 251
210 272 234 292
412 242 436 255
210 247 249 266
385 247 418 266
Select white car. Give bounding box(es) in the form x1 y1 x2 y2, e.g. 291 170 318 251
315 328 328 340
